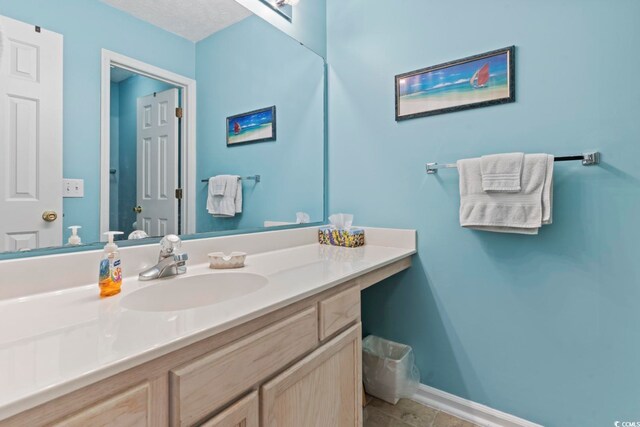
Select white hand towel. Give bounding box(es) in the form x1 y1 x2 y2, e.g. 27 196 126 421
207 175 241 217
458 154 553 234
541 154 554 225
481 152 524 192
234 177 242 214
206 177 218 214
210 176 226 196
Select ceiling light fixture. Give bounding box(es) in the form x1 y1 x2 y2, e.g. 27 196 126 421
276 0 300 7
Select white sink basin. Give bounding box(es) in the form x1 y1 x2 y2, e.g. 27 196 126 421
121 272 268 312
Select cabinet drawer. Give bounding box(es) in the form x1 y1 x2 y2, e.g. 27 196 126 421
318 286 360 340
170 306 318 427
53 382 150 427
200 391 258 427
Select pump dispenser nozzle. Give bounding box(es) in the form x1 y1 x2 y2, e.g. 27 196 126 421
103 231 124 253
68 225 82 245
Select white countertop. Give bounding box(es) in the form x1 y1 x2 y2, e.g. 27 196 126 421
0 240 414 419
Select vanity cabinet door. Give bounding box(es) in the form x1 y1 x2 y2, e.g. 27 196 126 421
200 391 258 427
261 323 363 427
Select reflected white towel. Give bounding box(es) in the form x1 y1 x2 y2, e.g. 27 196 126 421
458 154 554 234
481 152 524 192
207 175 242 217
210 175 226 196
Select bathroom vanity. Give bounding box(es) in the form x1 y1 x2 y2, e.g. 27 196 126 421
0 227 415 426
0 4 411 422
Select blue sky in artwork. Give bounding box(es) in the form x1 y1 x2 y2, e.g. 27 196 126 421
229 108 274 133
399 53 508 96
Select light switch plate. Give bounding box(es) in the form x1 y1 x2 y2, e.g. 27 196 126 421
63 179 84 198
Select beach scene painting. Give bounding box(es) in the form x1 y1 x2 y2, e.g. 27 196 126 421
227 106 276 146
395 46 515 120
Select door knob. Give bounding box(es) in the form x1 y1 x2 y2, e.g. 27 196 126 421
133 206 142 214
42 211 58 222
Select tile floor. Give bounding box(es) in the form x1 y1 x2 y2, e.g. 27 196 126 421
363 396 480 427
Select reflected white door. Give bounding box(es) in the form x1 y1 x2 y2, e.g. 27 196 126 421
0 15 63 251
136 89 179 237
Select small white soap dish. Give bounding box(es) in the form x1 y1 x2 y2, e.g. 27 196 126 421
208 252 247 269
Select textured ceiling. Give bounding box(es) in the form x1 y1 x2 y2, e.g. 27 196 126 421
101 0 252 42
110 66 137 83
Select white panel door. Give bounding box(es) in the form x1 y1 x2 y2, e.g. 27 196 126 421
0 15 63 251
136 88 179 237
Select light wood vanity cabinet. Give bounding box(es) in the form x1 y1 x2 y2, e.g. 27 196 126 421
261 324 362 427
318 286 361 341
199 391 259 427
3 258 412 427
52 383 152 427
170 307 318 426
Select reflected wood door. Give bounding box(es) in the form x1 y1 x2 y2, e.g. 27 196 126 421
136 88 179 237
261 323 363 427
0 15 63 251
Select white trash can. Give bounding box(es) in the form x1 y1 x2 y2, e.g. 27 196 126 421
362 335 420 405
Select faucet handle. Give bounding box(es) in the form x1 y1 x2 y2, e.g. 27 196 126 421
159 234 182 259
173 252 189 263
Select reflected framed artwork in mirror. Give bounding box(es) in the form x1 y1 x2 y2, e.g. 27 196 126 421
0 0 326 260
227 106 277 145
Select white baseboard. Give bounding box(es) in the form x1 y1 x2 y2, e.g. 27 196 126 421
411 384 543 427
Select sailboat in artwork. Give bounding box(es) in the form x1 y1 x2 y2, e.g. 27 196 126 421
470 63 490 88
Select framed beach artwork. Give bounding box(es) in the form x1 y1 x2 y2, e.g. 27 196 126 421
227 106 277 146
395 46 515 121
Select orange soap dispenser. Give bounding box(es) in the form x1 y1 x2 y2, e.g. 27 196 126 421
99 231 124 297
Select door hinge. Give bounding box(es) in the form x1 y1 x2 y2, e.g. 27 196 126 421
175 107 183 119
175 188 183 200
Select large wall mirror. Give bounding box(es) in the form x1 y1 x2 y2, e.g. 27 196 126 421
0 0 326 259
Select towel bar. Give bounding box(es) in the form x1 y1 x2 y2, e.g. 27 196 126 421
425 152 600 174
201 175 261 183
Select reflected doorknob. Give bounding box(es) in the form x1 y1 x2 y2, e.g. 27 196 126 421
133 206 142 214
42 211 58 222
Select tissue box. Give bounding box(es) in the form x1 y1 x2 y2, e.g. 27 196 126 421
318 227 365 248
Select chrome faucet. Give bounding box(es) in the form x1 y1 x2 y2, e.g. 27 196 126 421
139 234 189 281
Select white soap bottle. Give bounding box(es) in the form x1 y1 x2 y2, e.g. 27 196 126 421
67 225 82 245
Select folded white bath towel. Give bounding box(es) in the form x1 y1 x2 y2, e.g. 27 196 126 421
481 152 524 192
458 154 554 235
210 175 227 196
207 175 242 217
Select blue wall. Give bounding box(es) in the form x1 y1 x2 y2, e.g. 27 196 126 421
110 75 177 237
0 0 195 243
327 0 640 425
196 16 324 232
